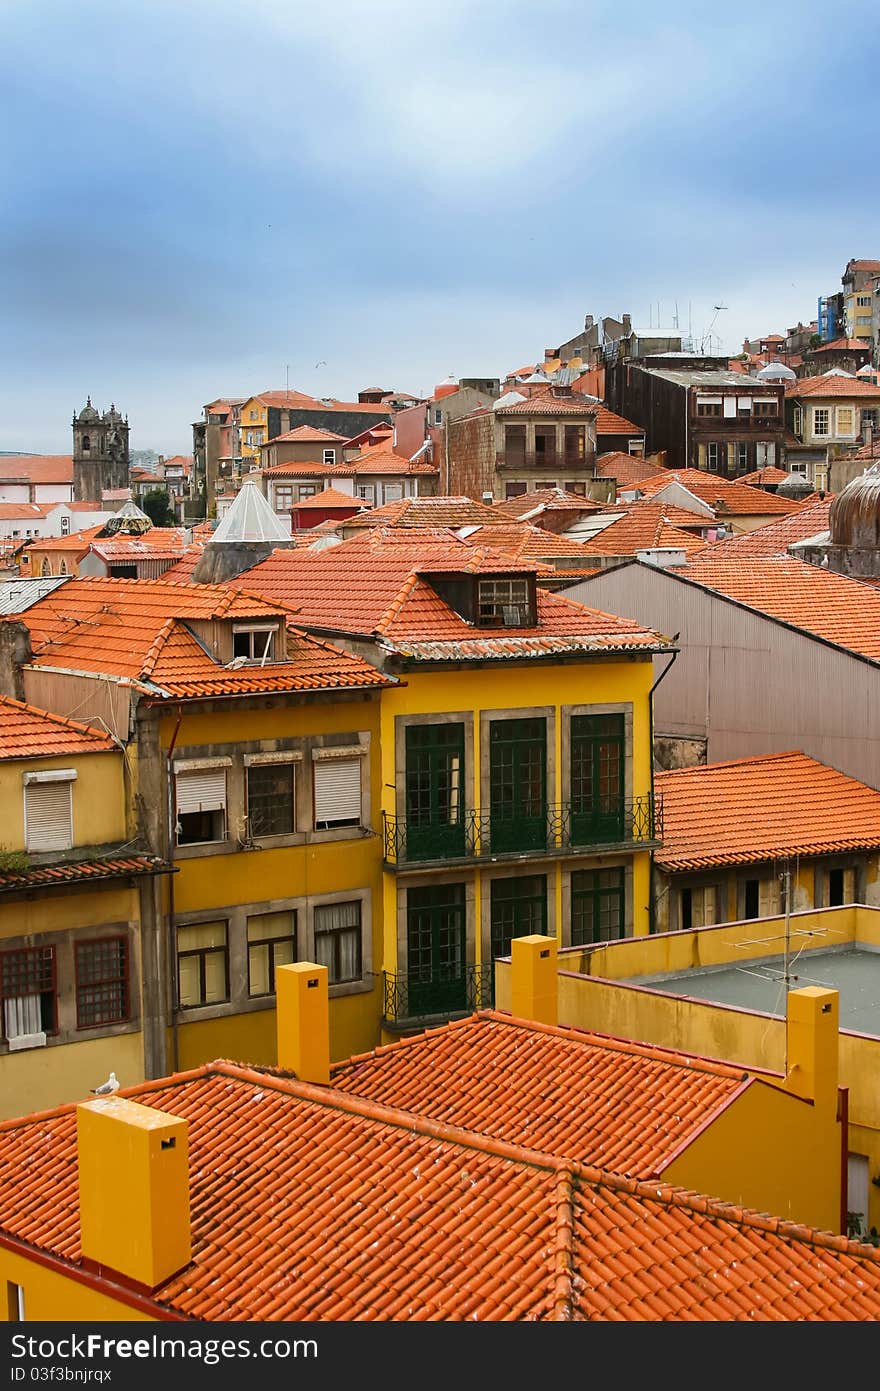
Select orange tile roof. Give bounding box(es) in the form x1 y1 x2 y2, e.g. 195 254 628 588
811 337 872 352
332 1011 748 1175
696 499 832 558
596 499 713 529
738 466 791 486
0 455 73 483
593 406 645 436
637 469 800 515
655 751 880 871
13 576 392 697
232 531 667 659
580 510 708 558
0 503 56 519
266 425 348 444
834 440 880 464
251 389 322 409
594 452 661 486
146 545 206 583
342 497 502 530
495 390 599 417
786 375 880 398
681 552 880 661
23 525 105 554
458 524 594 561
292 486 363 511
0 853 171 895
6 1053 880 1320
0 694 116 759
492 488 604 519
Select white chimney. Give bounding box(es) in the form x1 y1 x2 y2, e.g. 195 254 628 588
636 548 687 569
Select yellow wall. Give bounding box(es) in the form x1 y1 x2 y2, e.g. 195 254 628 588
159 698 383 1067
0 884 146 1120
0 1245 153 1322
0 750 126 854
664 1079 841 1234
378 658 655 973
238 396 267 466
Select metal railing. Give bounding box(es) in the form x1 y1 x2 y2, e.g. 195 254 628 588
382 795 662 867
382 963 494 1026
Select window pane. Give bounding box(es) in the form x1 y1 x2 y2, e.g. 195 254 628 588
177 954 202 1007
315 901 362 984
247 911 296 943
203 950 227 1003
247 764 295 837
76 938 128 1027
248 943 271 997
179 922 226 951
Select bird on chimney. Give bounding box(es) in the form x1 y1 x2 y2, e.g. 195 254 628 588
90 1072 119 1096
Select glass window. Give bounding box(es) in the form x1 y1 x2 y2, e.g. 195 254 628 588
1 946 56 1042
232 627 277 662
314 901 362 984
571 868 625 945
175 768 227 845
322 449 336 465
490 875 546 960
247 911 296 996
247 762 295 837
177 921 228 1007
76 938 129 1028
813 408 830 437
836 407 855 435
706 443 719 471
477 577 532 626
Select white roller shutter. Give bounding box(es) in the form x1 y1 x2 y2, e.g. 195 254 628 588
24 781 73 852
313 759 361 826
176 767 227 815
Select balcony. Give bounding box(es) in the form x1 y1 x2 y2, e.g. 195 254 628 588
382 795 662 869
382 963 494 1030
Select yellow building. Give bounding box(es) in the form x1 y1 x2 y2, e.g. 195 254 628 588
5 572 395 1082
0 695 172 1119
231 526 673 1035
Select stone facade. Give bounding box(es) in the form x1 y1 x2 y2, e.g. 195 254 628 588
72 398 130 501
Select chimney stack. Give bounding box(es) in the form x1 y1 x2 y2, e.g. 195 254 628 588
77 1097 191 1288
510 934 558 1027
785 986 839 1111
276 962 330 1084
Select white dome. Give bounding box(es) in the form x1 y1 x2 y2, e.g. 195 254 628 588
756 362 796 382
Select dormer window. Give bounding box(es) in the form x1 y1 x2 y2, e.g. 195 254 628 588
477 577 534 628
232 624 278 663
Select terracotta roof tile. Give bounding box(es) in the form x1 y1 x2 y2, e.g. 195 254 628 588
637 469 801 516
594 406 645 436
786 375 880 399
232 532 667 658
681 552 880 661
266 425 348 444
343 497 501 530
695 499 833 558
292 486 363 511
0 854 170 893
0 456 73 483
12 576 391 696
495 390 600 417
0 694 116 759
738 466 791 486
492 488 604 519
594 452 662 486
655 751 880 871
580 508 708 558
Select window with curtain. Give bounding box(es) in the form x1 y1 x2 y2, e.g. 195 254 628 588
247 911 297 996
314 901 362 984
177 922 228 1007
1 946 56 1044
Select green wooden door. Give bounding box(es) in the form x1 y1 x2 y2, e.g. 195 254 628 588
570 713 624 845
406 883 467 1017
571 868 625 944
405 723 466 862
489 717 547 853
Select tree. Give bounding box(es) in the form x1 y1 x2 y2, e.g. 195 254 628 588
141 487 175 526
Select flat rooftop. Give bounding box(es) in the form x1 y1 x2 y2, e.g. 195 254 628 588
635 944 880 1036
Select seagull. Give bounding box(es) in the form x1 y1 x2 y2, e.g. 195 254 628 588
90 1072 119 1096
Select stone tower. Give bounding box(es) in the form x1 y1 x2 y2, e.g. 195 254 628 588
72 397 130 502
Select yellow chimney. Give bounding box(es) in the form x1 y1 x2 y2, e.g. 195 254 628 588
510 934 558 1027
77 1097 190 1289
785 986 839 1111
276 961 330 1084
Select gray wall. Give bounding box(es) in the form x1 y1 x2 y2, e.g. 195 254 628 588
564 562 880 788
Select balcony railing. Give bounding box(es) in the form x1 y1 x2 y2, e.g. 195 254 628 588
382 795 662 868
383 963 494 1027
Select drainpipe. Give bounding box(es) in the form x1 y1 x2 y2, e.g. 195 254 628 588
647 644 679 933
166 707 184 1073
839 1086 849 1237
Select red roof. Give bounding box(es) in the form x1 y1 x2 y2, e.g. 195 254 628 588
230 531 668 660
0 455 73 483
0 694 116 759
13 576 393 697
291 486 362 511
637 469 800 516
593 406 645 436
266 425 348 445
580 509 708 558
810 338 872 353
697 498 832 558
681 552 880 661
738 466 791 486
495 390 599 417
656 751 880 871
342 497 502 530
0 854 171 895
492 488 603 520
4 1050 880 1319
786 375 880 398
594 452 661 487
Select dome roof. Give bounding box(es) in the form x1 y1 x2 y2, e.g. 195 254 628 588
103 402 123 423
756 361 796 382
829 463 880 548
77 396 100 423
775 472 814 499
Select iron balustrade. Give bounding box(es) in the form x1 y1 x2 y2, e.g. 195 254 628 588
383 962 494 1025
382 795 662 866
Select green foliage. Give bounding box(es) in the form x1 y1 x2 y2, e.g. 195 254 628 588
0 847 30 874
809 333 822 350
141 487 175 526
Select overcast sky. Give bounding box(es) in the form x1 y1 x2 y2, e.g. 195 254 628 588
2 0 879 454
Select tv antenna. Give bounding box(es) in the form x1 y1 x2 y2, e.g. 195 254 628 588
701 303 728 354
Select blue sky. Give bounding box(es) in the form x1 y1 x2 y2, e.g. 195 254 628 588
2 0 879 454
